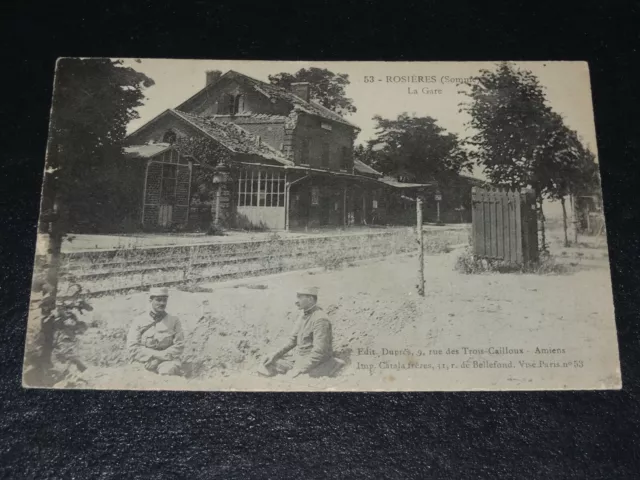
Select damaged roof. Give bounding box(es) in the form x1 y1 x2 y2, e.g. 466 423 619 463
170 110 293 165
178 70 358 129
199 113 288 124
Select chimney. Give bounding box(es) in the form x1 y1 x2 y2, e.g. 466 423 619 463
291 82 310 102
206 70 222 86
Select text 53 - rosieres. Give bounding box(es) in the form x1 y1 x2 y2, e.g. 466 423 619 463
363 75 478 84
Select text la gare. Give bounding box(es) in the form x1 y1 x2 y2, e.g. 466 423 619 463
408 87 443 95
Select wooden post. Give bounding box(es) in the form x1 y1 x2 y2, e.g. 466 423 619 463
362 193 367 225
343 182 347 227
561 196 569 247
214 186 221 226
417 196 425 297
570 194 578 244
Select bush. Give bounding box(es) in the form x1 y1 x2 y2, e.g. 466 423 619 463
454 248 568 275
206 224 225 236
530 252 568 275
454 248 486 274
177 282 214 293
314 249 345 271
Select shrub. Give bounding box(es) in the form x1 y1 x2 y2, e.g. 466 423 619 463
177 282 214 293
454 247 568 275
530 253 568 275
206 224 225 236
315 249 345 271
454 248 486 274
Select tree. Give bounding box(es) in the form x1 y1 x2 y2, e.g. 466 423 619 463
365 113 471 184
461 62 592 252
28 58 154 383
540 120 600 246
355 114 472 226
268 68 356 116
353 143 378 167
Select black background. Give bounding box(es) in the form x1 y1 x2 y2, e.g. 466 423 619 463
2 2 639 478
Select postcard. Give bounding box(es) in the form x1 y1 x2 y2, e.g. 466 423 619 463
23 59 620 391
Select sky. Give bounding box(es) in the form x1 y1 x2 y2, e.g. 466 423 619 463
120 59 600 181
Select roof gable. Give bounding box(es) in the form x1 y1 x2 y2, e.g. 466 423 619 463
177 70 358 129
125 109 292 166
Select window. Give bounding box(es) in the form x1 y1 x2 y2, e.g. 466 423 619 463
237 170 285 207
340 146 351 171
143 149 192 228
321 142 330 168
300 138 310 165
220 93 243 115
158 148 180 164
163 130 177 144
311 186 320 205
234 95 243 114
160 164 177 204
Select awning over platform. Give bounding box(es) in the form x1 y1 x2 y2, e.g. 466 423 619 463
124 143 173 159
378 177 436 189
354 159 383 177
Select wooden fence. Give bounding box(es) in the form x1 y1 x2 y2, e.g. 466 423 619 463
471 188 539 265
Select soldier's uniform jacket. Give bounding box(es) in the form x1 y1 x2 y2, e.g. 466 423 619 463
278 305 333 373
126 312 185 363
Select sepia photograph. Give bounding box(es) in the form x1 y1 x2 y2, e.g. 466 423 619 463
22 59 620 391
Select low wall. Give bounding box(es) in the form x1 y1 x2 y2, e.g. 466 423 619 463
236 206 286 230
58 227 470 296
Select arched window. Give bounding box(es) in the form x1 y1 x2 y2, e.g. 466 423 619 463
163 130 177 144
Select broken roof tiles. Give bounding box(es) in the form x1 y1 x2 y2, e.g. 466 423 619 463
171 110 293 165
205 113 288 124
179 70 358 129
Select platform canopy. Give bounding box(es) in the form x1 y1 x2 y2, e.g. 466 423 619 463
124 143 174 159
378 177 436 189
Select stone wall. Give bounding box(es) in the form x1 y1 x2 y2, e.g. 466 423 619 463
56 227 470 296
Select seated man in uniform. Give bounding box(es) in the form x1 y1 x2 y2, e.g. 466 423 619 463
126 287 184 376
259 286 345 378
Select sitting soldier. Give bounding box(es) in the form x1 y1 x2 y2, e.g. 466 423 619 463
259 286 345 378
126 287 184 376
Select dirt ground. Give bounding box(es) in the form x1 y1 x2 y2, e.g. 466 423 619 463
60 222 619 392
